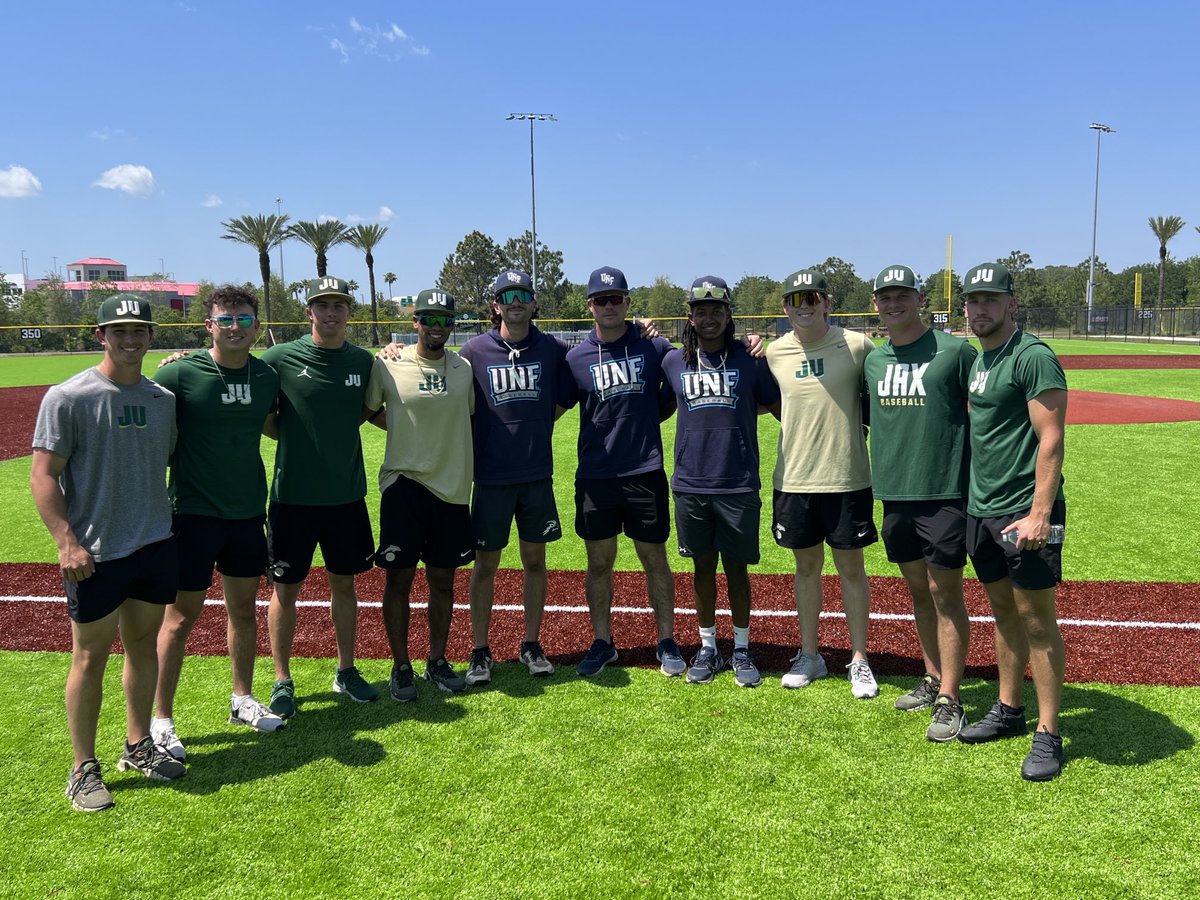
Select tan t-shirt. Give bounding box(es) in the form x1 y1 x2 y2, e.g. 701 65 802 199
766 325 874 493
365 346 475 505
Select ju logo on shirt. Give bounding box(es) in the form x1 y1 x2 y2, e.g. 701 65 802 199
488 362 542 405
876 362 929 397
589 356 646 398
419 374 447 395
117 405 147 428
344 374 361 387
221 385 252 405
968 370 989 394
679 370 739 411
794 359 824 380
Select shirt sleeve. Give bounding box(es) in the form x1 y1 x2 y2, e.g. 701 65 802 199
1014 344 1067 401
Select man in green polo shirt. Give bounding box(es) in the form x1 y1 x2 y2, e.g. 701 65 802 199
956 262 1068 782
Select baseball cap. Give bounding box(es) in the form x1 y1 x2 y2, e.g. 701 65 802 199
962 262 1015 295
587 266 629 298
414 289 456 315
782 269 829 297
306 276 354 305
491 269 534 297
873 265 922 294
688 275 732 307
97 294 154 327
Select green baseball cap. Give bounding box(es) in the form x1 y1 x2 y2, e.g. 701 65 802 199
782 269 829 298
305 276 354 305
962 262 1015 295
873 265 922 294
414 289 456 315
97 294 154 327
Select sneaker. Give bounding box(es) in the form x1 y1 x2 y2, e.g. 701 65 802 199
781 651 827 689
151 716 186 761
389 662 418 703
519 640 555 676
1021 728 1065 781
656 638 687 677
424 658 466 694
333 665 379 703
926 695 968 742
894 673 941 712
730 647 762 688
686 645 725 684
465 647 493 686
269 678 296 719
230 696 286 733
577 639 618 677
958 701 1029 744
65 759 114 813
847 659 879 699
117 735 187 781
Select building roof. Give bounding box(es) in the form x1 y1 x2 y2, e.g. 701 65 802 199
63 281 200 297
67 258 125 267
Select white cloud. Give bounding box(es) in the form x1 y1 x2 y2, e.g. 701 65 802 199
317 213 340 224
343 206 394 225
89 127 124 141
345 213 365 224
377 205 395 223
332 17 425 60
202 194 223 208
330 37 349 63
0 165 42 199
93 164 157 196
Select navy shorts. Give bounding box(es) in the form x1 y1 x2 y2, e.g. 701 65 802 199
772 487 877 550
881 500 967 569
377 475 475 569
267 500 375 583
966 498 1066 591
65 537 178 624
575 470 670 544
472 478 563 552
673 490 761 564
174 514 268 591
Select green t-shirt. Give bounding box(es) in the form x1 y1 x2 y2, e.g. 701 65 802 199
260 335 374 506
966 330 1067 517
864 329 976 501
153 351 279 518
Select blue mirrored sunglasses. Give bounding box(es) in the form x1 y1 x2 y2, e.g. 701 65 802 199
497 288 534 305
209 314 256 328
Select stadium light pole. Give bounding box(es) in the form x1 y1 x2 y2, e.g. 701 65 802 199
506 113 557 295
275 197 286 290
1087 123 1114 332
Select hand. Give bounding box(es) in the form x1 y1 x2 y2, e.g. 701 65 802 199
157 351 187 368
59 543 95 582
377 342 403 361
742 333 765 358
635 319 661 340
1002 515 1050 551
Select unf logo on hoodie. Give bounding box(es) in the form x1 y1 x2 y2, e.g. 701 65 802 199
488 362 542 404
589 355 646 398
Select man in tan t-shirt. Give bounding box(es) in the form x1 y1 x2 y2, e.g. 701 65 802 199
765 269 879 699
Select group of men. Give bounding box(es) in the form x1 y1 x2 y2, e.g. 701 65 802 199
32 258 1070 813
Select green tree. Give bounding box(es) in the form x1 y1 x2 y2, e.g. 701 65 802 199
438 230 505 318
921 269 962 317
220 213 290 342
384 271 397 299
637 275 686 321
732 274 783 317
288 219 350 278
345 224 388 346
556 281 589 324
501 231 568 315
1148 216 1186 307
813 256 871 312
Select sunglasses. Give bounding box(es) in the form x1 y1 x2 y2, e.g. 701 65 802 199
416 314 454 328
497 288 534 306
208 314 256 329
785 292 826 307
690 285 730 301
590 294 627 308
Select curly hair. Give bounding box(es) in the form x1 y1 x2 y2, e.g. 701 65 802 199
681 318 737 367
204 284 259 317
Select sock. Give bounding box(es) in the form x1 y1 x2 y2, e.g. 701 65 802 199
231 693 251 710
152 715 173 727
1001 701 1026 716
698 625 717 650
733 625 750 649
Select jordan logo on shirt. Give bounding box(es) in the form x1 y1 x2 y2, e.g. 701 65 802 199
488 363 542 404
794 359 825 380
117 405 147 428
221 385 253 405
589 356 646 398
877 363 928 406
679 370 739 411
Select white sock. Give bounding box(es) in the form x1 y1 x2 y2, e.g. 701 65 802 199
733 625 750 649
152 715 172 727
698 625 717 649
231 693 251 710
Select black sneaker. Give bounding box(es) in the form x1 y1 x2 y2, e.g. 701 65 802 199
465 647 493 686
333 665 379 703
686 646 724 684
117 735 187 781
577 639 618 677
656 638 687 677
894 673 941 711
730 647 763 688
958 701 1028 744
65 759 114 812
269 678 297 719
389 662 418 703
424 658 466 694
1021 729 1065 781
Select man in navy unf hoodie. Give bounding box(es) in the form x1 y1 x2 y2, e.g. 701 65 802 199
559 266 686 678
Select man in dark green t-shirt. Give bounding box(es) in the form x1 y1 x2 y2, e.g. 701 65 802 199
865 265 976 742
259 277 379 717
957 262 1068 782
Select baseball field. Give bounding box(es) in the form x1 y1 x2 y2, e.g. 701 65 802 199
2 339 1198 899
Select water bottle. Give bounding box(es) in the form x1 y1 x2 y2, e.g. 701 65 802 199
1002 524 1065 545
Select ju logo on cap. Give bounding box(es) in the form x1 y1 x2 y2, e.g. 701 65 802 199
873 265 922 294
962 263 1015 294
783 269 829 297
415 289 456 315
306 277 354 305
97 293 154 327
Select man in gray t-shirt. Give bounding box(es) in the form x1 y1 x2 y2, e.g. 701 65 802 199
31 294 187 812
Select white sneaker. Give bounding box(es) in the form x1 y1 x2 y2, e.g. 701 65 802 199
230 696 287 733
151 717 186 761
847 659 879 699
519 640 555 676
781 651 828 689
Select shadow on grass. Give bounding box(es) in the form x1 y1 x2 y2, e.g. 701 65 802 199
486 660 631 700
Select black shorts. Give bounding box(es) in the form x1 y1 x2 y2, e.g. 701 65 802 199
65 537 178 624
575 470 670 544
174 514 268 591
673 491 761 564
772 487 877 550
267 500 375 583
472 479 563 552
966 498 1066 591
881 500 967 569
377 475 475 569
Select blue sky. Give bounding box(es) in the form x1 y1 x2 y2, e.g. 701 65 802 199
4 1 1198 295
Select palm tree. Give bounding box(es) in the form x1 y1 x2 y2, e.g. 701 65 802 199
384 271 397 299
220 213 289 344
346 224 389 346
1148 216 1186 306
287 219 349 277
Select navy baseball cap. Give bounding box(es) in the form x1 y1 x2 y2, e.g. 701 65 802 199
688 276 732 307
587 266 629 298
491 269 534 297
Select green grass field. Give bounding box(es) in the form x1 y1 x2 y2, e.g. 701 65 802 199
2 340 1198 898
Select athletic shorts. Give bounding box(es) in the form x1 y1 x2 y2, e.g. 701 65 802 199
65 537 178 624
472 478 563 552
673 491 761 564
575 469 670 544
881 500 967 569
376 475 475 569
267 499 375 583
174 513 268 591
966 497 1066 591
771 487 877 551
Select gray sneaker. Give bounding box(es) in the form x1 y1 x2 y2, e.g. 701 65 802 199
66 759 114 812
656 638 687 677
465 647 493 686
926 695 968 742
117 735 187 781
230 696 286 733
1021 729 1065 781
730 647 762 688
781 651 827 688
389 662 418 702
424 658 466 694
686 646 725 684
895 673 941 712
959 701 1028 744
519 640 555 676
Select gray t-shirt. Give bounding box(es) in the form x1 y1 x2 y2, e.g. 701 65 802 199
32 367 176 562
